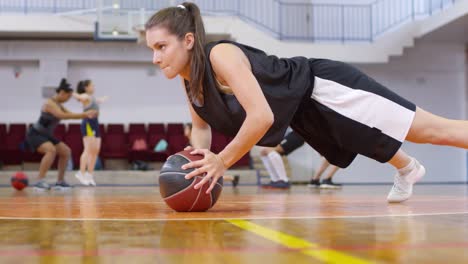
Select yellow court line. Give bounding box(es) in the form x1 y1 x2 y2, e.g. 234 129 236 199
226 219 372 264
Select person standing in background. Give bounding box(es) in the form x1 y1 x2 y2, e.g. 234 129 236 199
74 80 108 186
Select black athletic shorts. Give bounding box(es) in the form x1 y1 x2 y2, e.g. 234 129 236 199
24 127 60 152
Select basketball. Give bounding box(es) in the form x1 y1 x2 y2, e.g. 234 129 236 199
11 172 29 191
159 150 223 212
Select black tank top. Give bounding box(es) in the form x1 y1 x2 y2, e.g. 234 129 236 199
189 40 314 147
32 100 62 136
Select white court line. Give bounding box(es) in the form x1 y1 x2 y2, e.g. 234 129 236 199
0 211 467 222
1 198 465 205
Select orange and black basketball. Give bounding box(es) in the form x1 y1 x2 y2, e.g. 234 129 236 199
11 172 29 191
159 150 223 212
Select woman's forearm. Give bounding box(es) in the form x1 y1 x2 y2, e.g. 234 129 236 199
64 112 87 120
191 126 211 149
219 112 273 168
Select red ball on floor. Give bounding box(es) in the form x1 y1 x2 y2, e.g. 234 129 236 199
159 150 223 212
11 172 29 191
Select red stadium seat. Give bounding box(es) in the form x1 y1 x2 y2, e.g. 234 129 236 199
2 123 27 165
0 123 7 165
148 123 165 135
63 133 84 169
67 123 81 135
167 134 189 155
211 129 230 154
144 123 168 162
53 124 66 141
101 133 128 159
129 123 146 135
21 125 43 164
166 123 184 135
128 124 149 162
0 123 6 138
107 123 125 134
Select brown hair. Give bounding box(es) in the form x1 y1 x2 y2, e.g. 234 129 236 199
145 2 206 105
76 80 92 94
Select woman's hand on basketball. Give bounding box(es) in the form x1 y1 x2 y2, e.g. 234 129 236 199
184 146 194 151
182 149 226 194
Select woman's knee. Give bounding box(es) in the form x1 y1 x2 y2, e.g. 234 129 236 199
91 141 101 154
88 147 98 155
260 147 273 156
45 147 57 157
407 107 453 145
57 145 71 158
38 143 57 156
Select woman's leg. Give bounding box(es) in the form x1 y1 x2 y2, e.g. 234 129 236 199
406 107 468 148
86 137 101 176
384 105 467 202
55 142 71 182
387 149 412 169
80 137 92 175
312 157 330 181
85 137 101 186
323 165 339 180
36 142 57 179
386 149 425 203
267 151 289 182
260 147 280 182
316 157 342 189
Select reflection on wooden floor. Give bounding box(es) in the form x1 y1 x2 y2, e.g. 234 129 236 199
0 184 467 263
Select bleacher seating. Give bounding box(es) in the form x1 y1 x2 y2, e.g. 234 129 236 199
66 123 85 169
53 124 66 140
107 123 125 134
128 123 149 162
0 123 7 165
166 123 184 135
67 124 81 135
22 125 43 163
101 123 128 165
0 122 252 170
146 123 168 162
2 124 27 165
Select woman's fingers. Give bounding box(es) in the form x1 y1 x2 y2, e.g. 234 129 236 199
178 148 225 191
194 173 212 189
205 176 220 194
184 166 205 179
181 160 203 170
190 148 211 155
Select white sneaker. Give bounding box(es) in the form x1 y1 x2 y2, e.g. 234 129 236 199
75 171 90 186
85 172 96 186
387 159 426 203
33 180 51 192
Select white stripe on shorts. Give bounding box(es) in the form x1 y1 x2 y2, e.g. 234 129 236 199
311 76 415 142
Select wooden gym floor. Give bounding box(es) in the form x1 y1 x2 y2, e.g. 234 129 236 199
0 183 467 263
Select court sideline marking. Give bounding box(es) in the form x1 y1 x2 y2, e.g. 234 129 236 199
227 219 371 264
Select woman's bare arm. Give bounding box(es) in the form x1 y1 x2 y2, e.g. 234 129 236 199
209 43 274 168
44 100 93 120
183 43 273 193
